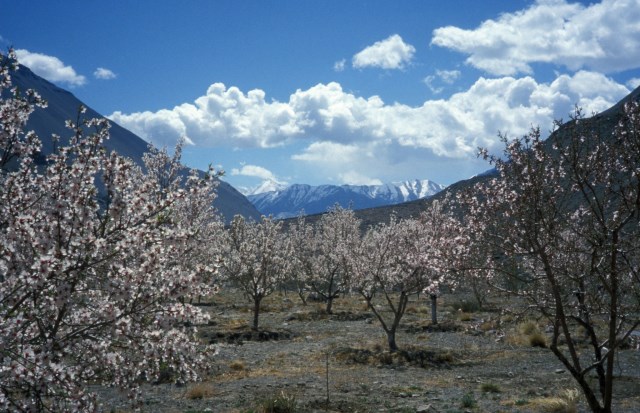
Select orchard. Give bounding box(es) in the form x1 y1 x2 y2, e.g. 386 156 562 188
2 49 640 413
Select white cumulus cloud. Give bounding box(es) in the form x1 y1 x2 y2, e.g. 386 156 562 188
110 83 301 148
231 164 279 181
628 78 640 90
94 67 116 80
291 141 383 185
423 69 462 94
437 69 461 84
431 0 640 75
352 34 415 70
15 49 86 86
333 59 346 72
291 141 361 163
110 71 630 184
339 171 383 186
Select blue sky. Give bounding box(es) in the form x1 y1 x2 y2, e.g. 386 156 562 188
3 0 640 193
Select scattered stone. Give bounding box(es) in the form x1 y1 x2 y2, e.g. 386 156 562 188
555 369 565 374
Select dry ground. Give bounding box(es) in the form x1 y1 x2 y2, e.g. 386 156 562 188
98 290 640 413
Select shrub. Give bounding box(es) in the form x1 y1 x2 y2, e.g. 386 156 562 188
260 391 297 413
185 383 216 400
507 320 547 347
518 320 539 336
230 359 246 371
529 331 548 348
460 392 477 408
480 382 501 393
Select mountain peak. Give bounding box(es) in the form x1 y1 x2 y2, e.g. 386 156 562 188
240 179 289 196
247 179 445 218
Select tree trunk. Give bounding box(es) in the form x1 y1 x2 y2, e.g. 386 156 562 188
387 329 398 352
252 296 262 331
326 296 333 314
430 294 438 324
297 289 307 306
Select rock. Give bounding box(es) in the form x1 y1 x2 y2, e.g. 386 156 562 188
416 404 433 412
555 369 565 374
284 313 297 322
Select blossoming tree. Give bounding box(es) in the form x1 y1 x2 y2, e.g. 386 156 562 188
350 201 465 351
284 215 315 305
296 205 361 314
221 215 291 330
463 103 640 413
0 51 221 412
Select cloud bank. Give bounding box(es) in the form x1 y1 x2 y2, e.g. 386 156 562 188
431 0 640 75
110 71 629 157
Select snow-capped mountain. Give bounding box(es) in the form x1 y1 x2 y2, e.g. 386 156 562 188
240 179 289 196
247 179 445 218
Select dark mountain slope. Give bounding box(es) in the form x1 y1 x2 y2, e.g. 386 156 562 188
10 64 260 222
323 85 640 229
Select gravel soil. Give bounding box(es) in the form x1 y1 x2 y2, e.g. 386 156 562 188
96 292 640 413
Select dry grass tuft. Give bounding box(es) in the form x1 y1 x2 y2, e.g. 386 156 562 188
531 389 579 413
529 331 548 348
221 318 250 330
258 390 297 413
507 320 547 347
185 382 217 400
458 311 473 322
229 359 246 371
405 304 428 314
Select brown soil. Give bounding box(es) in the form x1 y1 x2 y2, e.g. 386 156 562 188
96 291 640 413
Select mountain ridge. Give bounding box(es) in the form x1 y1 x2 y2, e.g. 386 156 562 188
248 179 445 218
9 63 261 223
342 84 640 229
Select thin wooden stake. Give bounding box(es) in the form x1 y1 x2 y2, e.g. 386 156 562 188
325 350 330 408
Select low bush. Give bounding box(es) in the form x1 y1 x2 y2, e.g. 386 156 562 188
259 390 297 413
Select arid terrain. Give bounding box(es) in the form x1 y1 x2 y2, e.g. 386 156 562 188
98 291 640 413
